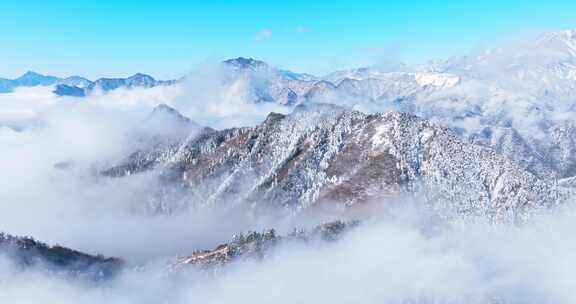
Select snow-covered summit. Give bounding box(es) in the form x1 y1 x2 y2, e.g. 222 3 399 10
103 104 571 222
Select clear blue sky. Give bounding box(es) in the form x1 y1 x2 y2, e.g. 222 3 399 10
1 0 575 79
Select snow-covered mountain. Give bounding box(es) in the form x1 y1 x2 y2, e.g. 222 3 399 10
0 221 358 278
218 57 319 105
5 29 576 302
102 104 571 222
173 220 358 270
6 30 576 188
277 29 576 182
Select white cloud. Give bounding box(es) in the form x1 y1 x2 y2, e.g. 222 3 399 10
0 63 295 263
3 202 576 303
2 30 576 303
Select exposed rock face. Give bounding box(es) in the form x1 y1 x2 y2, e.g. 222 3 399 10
0 233 124 280
103 104 571 222
174 220 359 270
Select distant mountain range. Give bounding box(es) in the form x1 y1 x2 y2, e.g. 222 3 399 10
0 57 316 97
3 29 576 102
6 30 576 184
83 30 576 221
207 30 576 183
5 30 576 292
0 71 176 96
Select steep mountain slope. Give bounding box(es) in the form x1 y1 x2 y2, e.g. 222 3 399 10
0 71 59 93
298 30 576 182
0 233 123 280
103 104 570 222
135 103 207 146
0 220 357 278
210 30 576 119
13 71 60 87
173 220 359 270
220 57 318 105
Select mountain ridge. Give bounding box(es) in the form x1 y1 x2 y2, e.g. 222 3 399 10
0 71 174 95
0 232 123 280
101 104 571 222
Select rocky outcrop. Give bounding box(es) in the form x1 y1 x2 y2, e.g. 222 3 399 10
173 220 359 270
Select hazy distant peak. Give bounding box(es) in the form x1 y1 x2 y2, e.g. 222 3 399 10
17 71 45 79
140 103 201 140
536 29 576 57
148 103 191 123
541 29 576 42
128 73 156 81
14 71 58 86
223 57 268 69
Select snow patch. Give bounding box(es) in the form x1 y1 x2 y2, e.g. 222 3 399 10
415 73 460 88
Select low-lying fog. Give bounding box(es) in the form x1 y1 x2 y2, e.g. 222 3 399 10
1 59 575 303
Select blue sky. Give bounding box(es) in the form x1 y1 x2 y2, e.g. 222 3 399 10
1 0 576 79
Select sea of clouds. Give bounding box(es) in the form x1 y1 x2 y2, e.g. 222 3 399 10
1 41 576 303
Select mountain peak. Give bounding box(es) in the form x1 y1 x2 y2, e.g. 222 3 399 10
223 57 268 69
128 73 155 80
149 104 192 124
17 71 46 80
14 71 58 86
536 29 576 56
138 104 201 141
151 103 180 114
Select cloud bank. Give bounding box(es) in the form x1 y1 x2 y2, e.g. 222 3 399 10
2 202 576 303
2 30 576 303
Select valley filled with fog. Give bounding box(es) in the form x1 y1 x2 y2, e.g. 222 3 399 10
2 30 576 303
